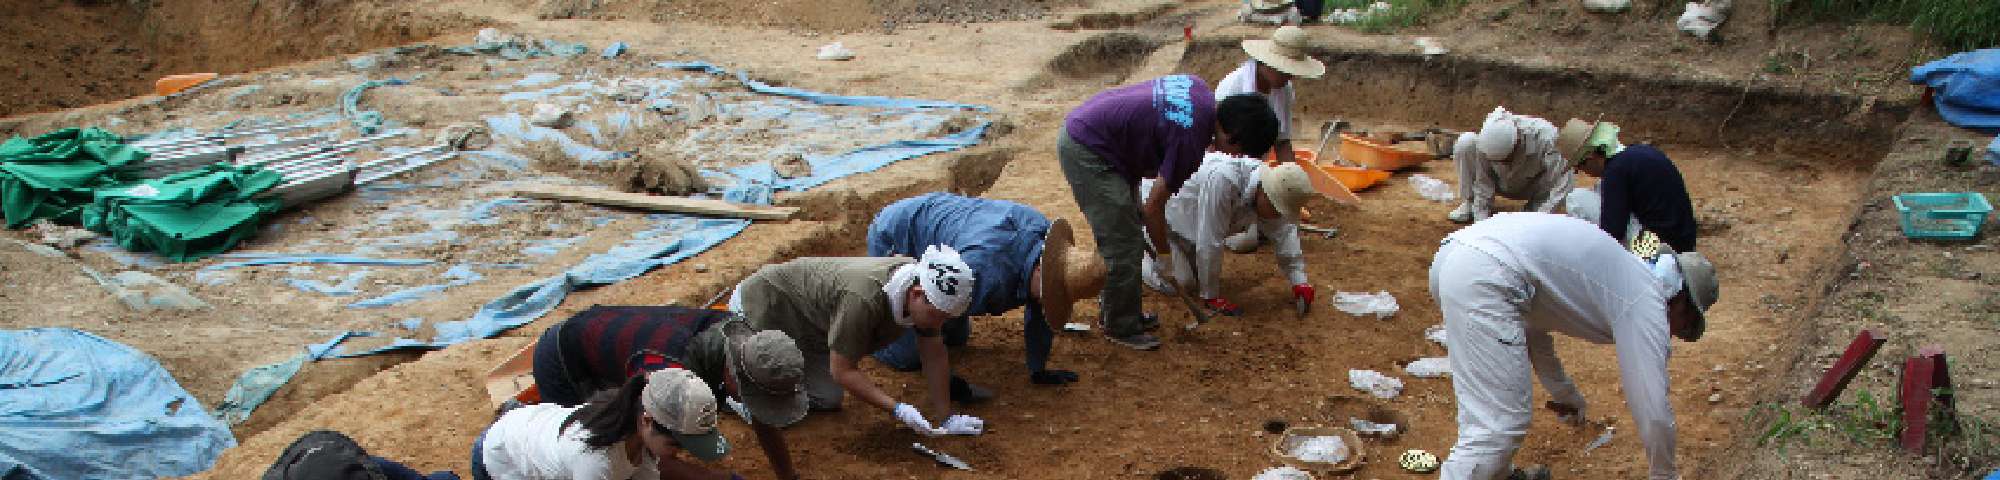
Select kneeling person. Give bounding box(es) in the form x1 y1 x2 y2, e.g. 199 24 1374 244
531 306 809 480
867 192 1104 385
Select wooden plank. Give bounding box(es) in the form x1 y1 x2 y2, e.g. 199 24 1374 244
511 184 797 221
1900 347 1954 453
1801 329 1887 408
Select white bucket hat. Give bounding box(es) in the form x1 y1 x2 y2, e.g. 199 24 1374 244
1241 26 1327 79
1477 110 1520 160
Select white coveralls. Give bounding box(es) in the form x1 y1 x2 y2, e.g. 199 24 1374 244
1452 112 1574 221
1136 156 1308 300
1428 213 1678 480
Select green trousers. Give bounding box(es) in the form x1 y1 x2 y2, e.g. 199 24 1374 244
1056 129 1148 337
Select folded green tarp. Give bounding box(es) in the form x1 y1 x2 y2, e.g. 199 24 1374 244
0 128 147 228
82 164 284 262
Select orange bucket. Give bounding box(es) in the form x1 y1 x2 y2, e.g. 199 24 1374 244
154 73 218 96
1335 133 1431 171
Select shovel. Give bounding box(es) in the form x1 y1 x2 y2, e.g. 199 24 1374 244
912 443 973 471
1131 211 1213 330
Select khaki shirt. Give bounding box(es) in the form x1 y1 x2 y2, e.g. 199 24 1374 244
738 257 913 359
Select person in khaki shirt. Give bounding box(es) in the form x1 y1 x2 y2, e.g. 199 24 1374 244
729 247 987 436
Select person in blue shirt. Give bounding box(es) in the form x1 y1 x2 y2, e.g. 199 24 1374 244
866 192 1105 386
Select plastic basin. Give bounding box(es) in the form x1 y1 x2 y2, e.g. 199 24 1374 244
1320 165 1392 191
155 73 218 96
1336 133 1430 171
1892 192 1992 240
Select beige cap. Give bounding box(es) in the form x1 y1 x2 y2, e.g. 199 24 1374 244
1242 26 1326 79
1557 116 1622 167
641 368 730 461
720 320 809 427
1260 162 1355 222
1673 251 1720 342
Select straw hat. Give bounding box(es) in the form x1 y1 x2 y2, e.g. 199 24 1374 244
1037 218 1105 327
1242 26 1326 79
1557 116 1622 167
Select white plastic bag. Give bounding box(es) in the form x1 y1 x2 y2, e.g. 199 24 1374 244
1348 369 1404 399
1405 357 1451 378
1409 174 1456 203
1333 291 1399 319
1350 417 1399 436
1676 1 1730 39
1582 0 1631 13
1253 466 1315 480
1987 134 2000 167
816 42 855 61
1288 435 1350 463
1424 324 1448 346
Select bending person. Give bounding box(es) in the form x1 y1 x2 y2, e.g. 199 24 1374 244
529 305 808 480
1447 106 1574 224
867 192 1104 385
475 368 742 480
1139 155 1350 316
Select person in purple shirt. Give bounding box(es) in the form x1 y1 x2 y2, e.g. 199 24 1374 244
1057 74 1279 350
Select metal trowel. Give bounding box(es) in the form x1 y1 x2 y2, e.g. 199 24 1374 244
913 443 972 471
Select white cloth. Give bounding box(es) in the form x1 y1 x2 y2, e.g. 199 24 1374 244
1217 60 1297 139
882 264 920 326
1137 156 1309 299
1428 213 1677 480
480 403 662 480
1451 111 1573 221
1676 1 1730 38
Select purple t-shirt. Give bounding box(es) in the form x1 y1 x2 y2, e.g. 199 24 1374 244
1063 75 1216 194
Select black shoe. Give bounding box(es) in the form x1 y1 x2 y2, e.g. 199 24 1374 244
949 376 994 404
1030 369 1080 385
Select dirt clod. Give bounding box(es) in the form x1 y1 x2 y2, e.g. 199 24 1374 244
1156 466 1227 480
617 144 710 196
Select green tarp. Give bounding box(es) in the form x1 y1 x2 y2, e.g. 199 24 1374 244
2 127 286 261
0 128 147 228
82 164 284 262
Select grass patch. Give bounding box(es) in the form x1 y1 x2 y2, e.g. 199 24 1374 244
1323 0 1468 34
1750 391 2000 476
1775 0 2000 52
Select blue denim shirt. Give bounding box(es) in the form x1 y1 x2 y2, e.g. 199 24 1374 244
867 192 1049 320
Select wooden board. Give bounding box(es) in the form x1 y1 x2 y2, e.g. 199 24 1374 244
511 184 798 221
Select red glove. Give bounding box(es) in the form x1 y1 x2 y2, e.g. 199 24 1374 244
1292 284 1316 304
1203 297 1243 316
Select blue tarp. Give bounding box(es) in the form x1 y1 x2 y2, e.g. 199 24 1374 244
1912 49 2000 133
0 328 235 479
215 58 994 425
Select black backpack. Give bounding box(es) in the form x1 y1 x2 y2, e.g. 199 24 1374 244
261 430 388 480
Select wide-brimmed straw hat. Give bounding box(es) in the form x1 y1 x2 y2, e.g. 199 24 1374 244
1241 26 1326 79
1037 218 1104 327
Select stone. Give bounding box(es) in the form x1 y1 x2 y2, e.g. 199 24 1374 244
529 103 573 128
1708 393 1723 404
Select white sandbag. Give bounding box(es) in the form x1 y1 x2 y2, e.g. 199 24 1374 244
1405 357 1451 378
1348 369 1404 399
1333 290 1399 319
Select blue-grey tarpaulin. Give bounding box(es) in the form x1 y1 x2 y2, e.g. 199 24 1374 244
0 328 236 479
216 59 995 425
1912 49 2000 133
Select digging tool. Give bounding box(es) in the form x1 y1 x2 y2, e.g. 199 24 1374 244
1315 119 1351 166
1581 425 1615 455
912 443 972 471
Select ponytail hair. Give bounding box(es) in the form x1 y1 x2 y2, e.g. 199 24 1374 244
560 373 648 449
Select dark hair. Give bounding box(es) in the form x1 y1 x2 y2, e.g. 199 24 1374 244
1216 94 1280 159
561 374 648 449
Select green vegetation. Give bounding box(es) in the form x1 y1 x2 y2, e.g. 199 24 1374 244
1749 390 2000 476
1775 0 2000 52
1323 0 1469 34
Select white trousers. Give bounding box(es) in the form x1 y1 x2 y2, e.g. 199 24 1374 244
1431 241 1534 480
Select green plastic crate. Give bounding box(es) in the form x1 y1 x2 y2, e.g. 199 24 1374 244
1892 192 1992 240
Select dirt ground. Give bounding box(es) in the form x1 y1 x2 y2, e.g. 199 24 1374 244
2 1 1982 479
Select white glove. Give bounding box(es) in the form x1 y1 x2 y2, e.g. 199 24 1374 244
893 403 942 436
940 415 985 435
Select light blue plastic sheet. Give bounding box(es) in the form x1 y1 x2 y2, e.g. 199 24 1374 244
342 78 409 134
306 216 749 359
485 113 618 163
0 328 236 479
657 61 992 111
1911 49 2000 133
286 269 371 296
348 265 484 309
